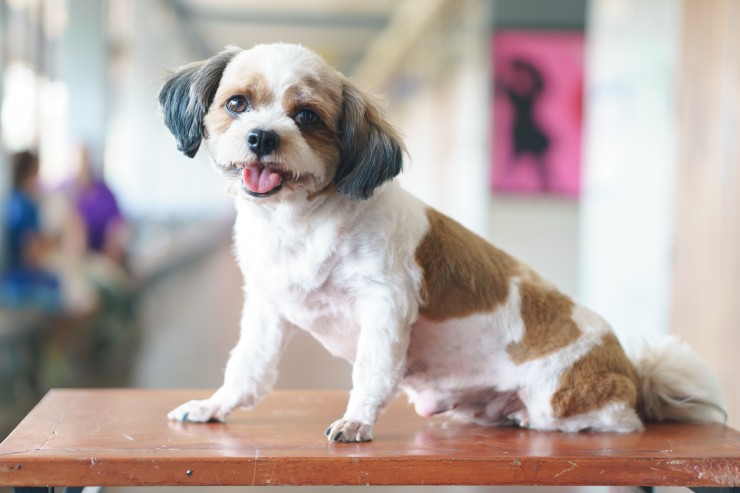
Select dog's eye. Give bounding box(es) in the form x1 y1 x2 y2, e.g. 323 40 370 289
226 96 249 114
295 109 319 127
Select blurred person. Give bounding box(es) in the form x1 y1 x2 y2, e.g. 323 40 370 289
1 151 61 311
40 144 132 314
69 144 129 266
37 145 138 384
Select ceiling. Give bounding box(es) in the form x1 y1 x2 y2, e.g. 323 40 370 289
170 0 400 75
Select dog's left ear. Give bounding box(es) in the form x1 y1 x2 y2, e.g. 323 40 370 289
334 82 405 200
158 47 239 158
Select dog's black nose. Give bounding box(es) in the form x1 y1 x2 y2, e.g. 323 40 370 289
247 129 280 157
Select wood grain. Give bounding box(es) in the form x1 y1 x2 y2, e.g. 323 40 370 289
0 389 739 488
672 0 740 428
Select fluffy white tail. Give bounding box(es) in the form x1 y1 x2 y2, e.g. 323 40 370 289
630 336 726 423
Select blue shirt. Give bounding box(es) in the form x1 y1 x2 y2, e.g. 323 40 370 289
1 189 61 311
4 189 40 269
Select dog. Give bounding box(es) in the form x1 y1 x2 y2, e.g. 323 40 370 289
158 43 725 442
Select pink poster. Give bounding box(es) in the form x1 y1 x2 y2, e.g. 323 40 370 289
491 30 584 198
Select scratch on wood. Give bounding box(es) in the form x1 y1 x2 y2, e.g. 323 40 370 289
250 449 260 485
695 463 740 485
38 412 67 450
38 429 58 450
667 460 686 466
554 460 578 478
664 458 740 484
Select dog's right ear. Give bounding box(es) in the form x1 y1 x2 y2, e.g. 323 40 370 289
158 47 239 158
334 81 405 200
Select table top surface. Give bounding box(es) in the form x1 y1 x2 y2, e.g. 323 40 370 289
1 389 739 487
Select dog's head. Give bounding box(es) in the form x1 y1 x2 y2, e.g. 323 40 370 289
159 44 404 201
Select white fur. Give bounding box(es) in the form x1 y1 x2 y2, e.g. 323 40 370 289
164 44 725 442
168 182 428 440
631 336 726 423
208 45 341 195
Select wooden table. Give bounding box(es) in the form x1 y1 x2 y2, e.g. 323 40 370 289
1 389 738 492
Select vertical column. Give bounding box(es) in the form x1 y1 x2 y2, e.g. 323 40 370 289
671 0 740 428
55 0 107 173
578 0 681 342
0 0 9 265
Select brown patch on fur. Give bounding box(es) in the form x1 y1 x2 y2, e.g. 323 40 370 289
211 72 274 109
415 209 518 321
306 182 336 202
304 125 341 166
506 283 582 364
241 72 273 108
551 332 639 419
280 76 343 177
203 99 234 137
296 103 341 170
282 77 341 131
204 72 274 136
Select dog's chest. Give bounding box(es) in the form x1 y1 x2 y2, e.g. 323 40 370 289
271 261 362 362
235 207 339 283
235 212 363 359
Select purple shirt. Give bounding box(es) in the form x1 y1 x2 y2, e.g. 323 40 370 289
76 180 122 252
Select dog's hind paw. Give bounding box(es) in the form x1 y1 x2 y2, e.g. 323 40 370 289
167 398 230 423
324 419 373 442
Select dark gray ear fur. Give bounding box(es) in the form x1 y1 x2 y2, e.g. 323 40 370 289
334 82 404 200
158 47 239 158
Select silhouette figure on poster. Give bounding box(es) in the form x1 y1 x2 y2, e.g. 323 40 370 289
498 58 552 192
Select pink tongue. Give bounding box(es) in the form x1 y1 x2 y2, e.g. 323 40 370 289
243 166 282 194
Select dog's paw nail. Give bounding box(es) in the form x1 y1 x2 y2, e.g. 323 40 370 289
168 399 230 423
325 419 373 442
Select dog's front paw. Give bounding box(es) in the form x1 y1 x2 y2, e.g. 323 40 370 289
167 398 231 423
324 419 373 442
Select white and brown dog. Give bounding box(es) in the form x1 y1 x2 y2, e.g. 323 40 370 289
159 43 724 442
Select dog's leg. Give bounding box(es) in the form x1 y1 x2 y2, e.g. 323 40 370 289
325 302 411 442
167 297 293 423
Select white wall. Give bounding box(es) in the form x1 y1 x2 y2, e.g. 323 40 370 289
57 0 107 169
579 0 681 344
395 1 491 237
489 198 580 297
104 1 232 220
